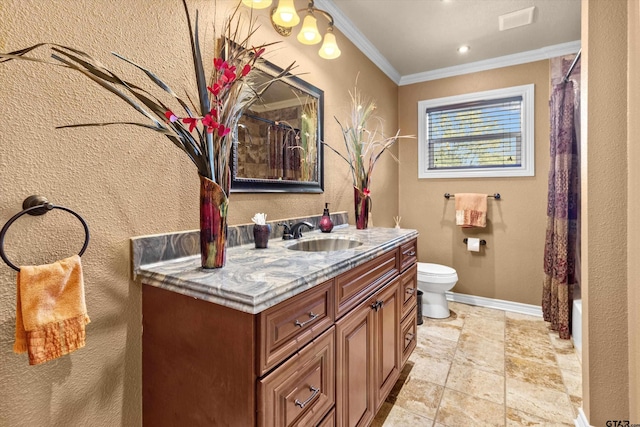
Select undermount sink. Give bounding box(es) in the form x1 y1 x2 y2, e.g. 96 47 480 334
286 237 363 252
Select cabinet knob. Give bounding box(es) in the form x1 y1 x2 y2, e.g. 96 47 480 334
294 386 320 408
294 312 319 328
405 288 415 295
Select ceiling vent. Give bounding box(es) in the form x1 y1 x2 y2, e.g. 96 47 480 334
499 6 536 31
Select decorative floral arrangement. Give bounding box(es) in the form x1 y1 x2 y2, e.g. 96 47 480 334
324 83 411 228
1 0 292 192
1 0 295 268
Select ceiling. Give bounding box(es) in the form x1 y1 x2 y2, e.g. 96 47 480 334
314 0 581 85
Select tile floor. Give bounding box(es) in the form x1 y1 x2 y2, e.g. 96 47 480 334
372 301 582 426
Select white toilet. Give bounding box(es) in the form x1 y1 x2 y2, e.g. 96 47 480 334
417 263 458 319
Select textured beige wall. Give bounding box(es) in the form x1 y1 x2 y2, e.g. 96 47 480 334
0 1 398 425
581 0 630 424
398 62 550 306
627 0 639 420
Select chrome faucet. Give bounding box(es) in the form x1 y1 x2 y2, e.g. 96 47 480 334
291 221 314 239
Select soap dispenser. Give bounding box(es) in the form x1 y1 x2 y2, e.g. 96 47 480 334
319 203 334 233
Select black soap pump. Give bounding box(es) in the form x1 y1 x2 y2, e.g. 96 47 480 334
319 203 334 233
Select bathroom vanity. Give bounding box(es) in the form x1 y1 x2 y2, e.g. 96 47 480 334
133 224 418 427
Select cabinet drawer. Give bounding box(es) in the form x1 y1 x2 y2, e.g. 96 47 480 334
258 280 335 375
401 306 417 367
400 264 417 321
335 249 399 319
258 327 335 427
399 239 417 272
317 408 335 427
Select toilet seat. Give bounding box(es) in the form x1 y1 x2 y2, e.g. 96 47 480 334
417 263 458 284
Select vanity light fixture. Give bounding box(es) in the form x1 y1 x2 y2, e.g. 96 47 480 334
243 0 341 59
241 0 273 9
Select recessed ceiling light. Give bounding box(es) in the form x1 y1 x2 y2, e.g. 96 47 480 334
457 45 470 54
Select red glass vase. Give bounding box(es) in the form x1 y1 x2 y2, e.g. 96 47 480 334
354 187 370 229
199 175 229 269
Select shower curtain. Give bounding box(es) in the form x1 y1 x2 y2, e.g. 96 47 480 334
268 124 301 180
542 55 581 339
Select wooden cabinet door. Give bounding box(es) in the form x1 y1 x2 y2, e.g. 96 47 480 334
335 297 375 427
372 277 401 410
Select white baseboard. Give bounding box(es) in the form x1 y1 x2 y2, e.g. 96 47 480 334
574 408 591 427
445 291 543 317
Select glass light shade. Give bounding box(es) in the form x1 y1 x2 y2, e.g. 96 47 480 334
297 14 322 45
241 0 272 9
319 31 341 59
272 0 300 27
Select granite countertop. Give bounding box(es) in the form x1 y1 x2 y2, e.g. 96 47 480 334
134 225 418 314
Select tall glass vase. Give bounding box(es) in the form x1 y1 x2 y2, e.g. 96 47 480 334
354 187 370 229
199 174 229 269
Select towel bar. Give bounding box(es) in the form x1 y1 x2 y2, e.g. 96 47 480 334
0 195 90 271
444 193 500 199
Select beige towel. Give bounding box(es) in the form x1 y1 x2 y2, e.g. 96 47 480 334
454 193 487 228
14 254 90 365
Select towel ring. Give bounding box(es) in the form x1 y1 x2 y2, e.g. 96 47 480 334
0 196 90 272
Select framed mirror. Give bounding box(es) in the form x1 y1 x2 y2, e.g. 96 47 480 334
231 58 324 193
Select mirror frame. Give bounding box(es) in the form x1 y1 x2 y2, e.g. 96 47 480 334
231 58 324 193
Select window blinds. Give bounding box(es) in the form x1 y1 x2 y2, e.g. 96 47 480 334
426 96 523 170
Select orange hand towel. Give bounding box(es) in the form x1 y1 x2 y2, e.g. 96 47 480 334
454 193 487 228
14 254 90 365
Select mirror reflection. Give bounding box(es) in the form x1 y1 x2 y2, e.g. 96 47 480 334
232 60 324 193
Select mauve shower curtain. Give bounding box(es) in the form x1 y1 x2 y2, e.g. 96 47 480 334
542 55 581 339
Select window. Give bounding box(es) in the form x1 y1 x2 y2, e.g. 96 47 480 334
418 84 534 178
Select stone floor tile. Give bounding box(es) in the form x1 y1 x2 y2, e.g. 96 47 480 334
436 388 505 426
549 332 577 351
570 395 583 418
372 302 581 427
506 377 575 424
461 316 505 342
445 361 505 405
374 402 434 427
561 368 582 398
506 355 565 392
409 352 452 386
462 304 506 321
555 351 582 372
455 333 505 375
505 334 558 367
414 333 458 361
419 316 464 342
393 378 444 420
507 407 574 426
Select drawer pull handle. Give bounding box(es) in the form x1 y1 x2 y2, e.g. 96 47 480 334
294 386 320 409
371 300 384 311
407 250 416 256
405 288 415 295
405 333 415 345
294 312 319 328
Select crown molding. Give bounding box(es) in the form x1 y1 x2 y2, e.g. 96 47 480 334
399 40 582 85
314 0 402 84
313 1 579 87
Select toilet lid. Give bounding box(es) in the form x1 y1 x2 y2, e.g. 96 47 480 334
418 263 456 275
417 262 458 283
